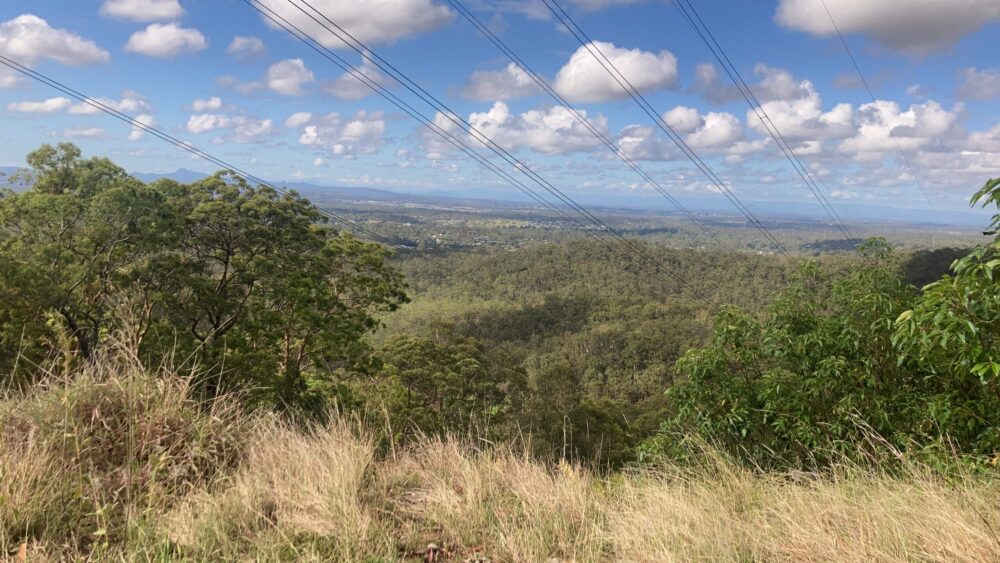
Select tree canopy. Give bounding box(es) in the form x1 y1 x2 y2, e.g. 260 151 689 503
0 143 407 410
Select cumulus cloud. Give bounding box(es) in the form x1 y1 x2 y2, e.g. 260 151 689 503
692 63 813 105
190 96 222 111
100 0 184 21
256 0 453 47
128 113 155 141
266 59 314 95
293 110 387 157
69 90 151 115
227 36 266 61
957 67 1000 100
285 112 313 128
691 63 740 104
0 14 109 78
554 41 678 103
751 64 812 101
461 63 540 101
664 106 745 150
616 124 676 161
323 56 387 101
185 113 274 143
748 74 854 141
839 99 962 156
464 101 606 155
775 0 1000 54
966 123 1000 153
6 97 72 113
555 41 677 102
125 23 207 58
662 106 703 134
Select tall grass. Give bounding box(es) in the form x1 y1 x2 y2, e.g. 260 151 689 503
3 352 1000 561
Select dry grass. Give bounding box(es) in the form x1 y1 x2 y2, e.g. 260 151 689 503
3 357 1000 561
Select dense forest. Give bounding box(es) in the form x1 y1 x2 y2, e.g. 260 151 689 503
3 145 1000 558
1 144 997 468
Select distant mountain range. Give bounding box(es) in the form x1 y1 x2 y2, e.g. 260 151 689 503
2 165 991 228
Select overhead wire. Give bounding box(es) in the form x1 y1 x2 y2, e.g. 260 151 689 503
443 0 734 253
668 0 857 242
249 0 716 301
0 53 530 305
0 50 717 310
817 0 943 227
539 0 792 255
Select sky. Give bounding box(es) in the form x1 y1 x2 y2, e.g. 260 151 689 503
0 0 999 214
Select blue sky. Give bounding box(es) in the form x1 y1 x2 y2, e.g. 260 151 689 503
1 0 999 213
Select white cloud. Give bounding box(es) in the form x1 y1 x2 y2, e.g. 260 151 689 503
6 97 72 113
693 63 812 105
125 23 207 58
553 41 677 103
662 106 703 134
616 124 676 161
687 112 745 149
128 113 155 141
323 56 387 101
100 0 184 22
748 76 854 141
314 157 327 167
227 36 266 61
285 112 313 128
185 113 274 143
839 100 962 156
775 0 1000 54
190 96 222 111
256 0 453 47
662 106 746 150
691 63 740 104
906 84 928 98
461 62 540 101
751 64 812 101
69 90 151 115
957 67 1000 100
215 75 264 94
186 114 227 134
266 59 314 96
464 101 606 155
62 127 107 139
0 14 109 77
966 123 1000 153
295 110 387 157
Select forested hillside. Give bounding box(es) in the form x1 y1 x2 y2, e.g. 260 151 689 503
3 145 1000 559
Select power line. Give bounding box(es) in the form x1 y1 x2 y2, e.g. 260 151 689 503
248 0 660 276
667 0 856 243
539 0 792 256
250 0 716 300
270 0 667 260
0 46 717 313
444 0 735 253
817 0 943 226
0 53 533 307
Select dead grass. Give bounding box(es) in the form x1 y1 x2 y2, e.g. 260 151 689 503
3 355 1000 562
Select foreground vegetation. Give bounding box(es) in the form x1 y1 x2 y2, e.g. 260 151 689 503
4 145 1000 559
4 358 1000 561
